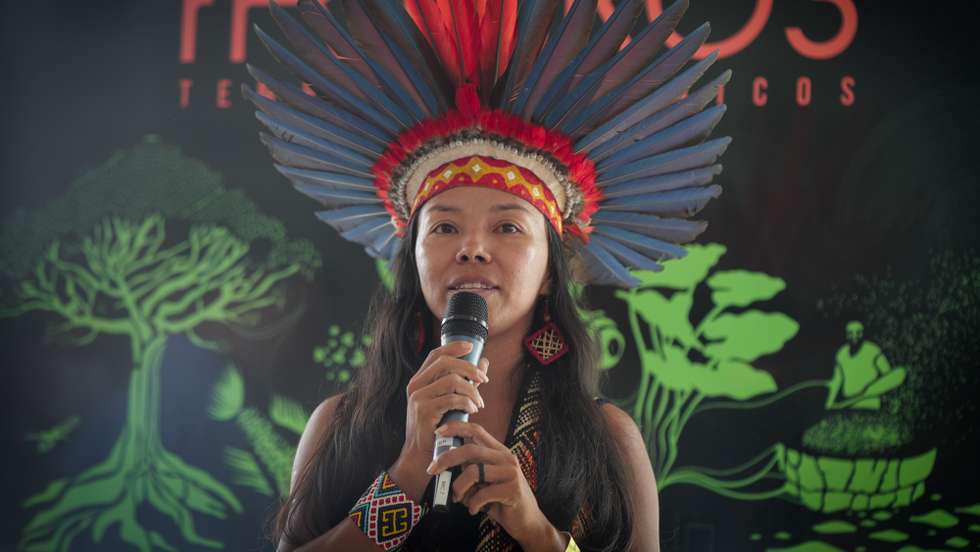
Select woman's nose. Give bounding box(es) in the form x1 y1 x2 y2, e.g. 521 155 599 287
455 233 491 263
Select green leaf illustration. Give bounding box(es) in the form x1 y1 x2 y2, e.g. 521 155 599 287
697 360 778 400
707 270 786 309
702 311 799 363
634 243 726 289
224 447 273 497
627 289 696 349
269 395 309 436
208 365 244 422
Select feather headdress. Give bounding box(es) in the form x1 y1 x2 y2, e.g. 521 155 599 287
244 0 731 287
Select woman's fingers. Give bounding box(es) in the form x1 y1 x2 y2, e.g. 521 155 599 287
463 484 514 516
452 461 505 503
435 421 509 452
408 346 488 396
415 373 485 409
408 341 472 390
430 391 481 417
426 442 514 475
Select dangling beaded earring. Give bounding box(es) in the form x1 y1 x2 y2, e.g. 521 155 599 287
524 296 569 365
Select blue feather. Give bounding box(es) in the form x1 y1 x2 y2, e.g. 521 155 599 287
253 24 402 135
512 0 597 117
533 0 642 121
260 133 374 178
244 84 385 159
587 69 731 160
593 225 687 260
597 137 731 186
366 224 400 259
341 217 393 245
602 185 722 217
298 0 427 122
600 165 722 195
590 234 664 272
501 0 561 109
598 104 727 169
254 111 375 171
542 0 688 128
275 165 377 192
574 50 719 152
562 22 712 138
266 1 418 127
315 206 391 232
337 0 443 117
574 241 641 287
244 65 394 147
372 0 451 108
591 211 708 243
291 183 382 208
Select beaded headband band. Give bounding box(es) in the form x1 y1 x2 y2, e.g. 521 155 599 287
245 0 732 287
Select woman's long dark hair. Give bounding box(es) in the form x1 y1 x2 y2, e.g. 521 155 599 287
272 217 636 551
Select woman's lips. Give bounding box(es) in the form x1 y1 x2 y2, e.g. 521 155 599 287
448 287 498 298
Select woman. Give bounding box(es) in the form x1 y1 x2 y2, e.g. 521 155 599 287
273 185 659 551
246 0 730 550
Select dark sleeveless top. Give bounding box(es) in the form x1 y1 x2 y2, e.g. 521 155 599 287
401 386 609 552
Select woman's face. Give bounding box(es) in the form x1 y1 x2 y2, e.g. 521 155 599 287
415 186 551 340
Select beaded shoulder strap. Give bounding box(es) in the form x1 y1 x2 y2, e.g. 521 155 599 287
476 369 544 551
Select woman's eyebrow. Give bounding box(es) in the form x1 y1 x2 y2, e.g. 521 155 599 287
490 203 533 213
427 204 462 213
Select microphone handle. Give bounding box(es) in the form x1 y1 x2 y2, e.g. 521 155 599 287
432 334 484 511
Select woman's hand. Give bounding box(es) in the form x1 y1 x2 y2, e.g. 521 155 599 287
425 421 555 547
399 341 490 468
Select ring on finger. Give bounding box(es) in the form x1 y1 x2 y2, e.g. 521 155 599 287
477 462 486 485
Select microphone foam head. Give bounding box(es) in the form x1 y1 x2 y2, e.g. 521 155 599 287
442 291 489 340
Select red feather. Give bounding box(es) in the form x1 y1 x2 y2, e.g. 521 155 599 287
477 0 517 98
406 0 462 85
451 0 481 85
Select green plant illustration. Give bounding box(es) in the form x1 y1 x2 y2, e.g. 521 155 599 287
1 135 320 551
314 324 372 383
25 416 81 454
208 365 304 498
214 319 370 499
614 243 806 493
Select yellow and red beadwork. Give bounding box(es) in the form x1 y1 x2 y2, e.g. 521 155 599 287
412 155 564 235
349 471 428 550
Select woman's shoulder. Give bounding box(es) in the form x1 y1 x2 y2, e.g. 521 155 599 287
311 392 347 425
289 392 347 494
592 398 640 439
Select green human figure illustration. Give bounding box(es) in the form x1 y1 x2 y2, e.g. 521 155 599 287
825 321 906 410
1 136 320 551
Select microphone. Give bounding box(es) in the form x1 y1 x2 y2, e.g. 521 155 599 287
431 291 488 511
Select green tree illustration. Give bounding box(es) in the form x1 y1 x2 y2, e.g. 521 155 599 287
614 243 807 494
0 135 320 551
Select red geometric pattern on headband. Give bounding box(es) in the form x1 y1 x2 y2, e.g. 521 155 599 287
372 85 601 240
414 155 563 234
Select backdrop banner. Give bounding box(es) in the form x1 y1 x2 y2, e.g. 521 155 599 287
2 1 978 551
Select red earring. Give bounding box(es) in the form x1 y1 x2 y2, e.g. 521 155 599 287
524 297 568 365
